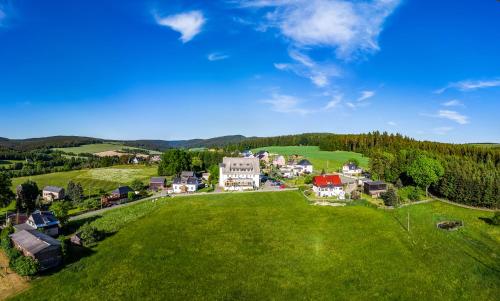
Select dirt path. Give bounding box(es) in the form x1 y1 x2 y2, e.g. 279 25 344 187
0 252 29 300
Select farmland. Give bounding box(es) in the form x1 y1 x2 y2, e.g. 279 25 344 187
252 145 369 173
10 165 157 194
11 191 500 300
52 143 161 155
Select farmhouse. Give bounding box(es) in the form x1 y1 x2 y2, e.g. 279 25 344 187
219 157 260 191
364 181 388 197
342 163 362 175
172 176 200 193
42 186 65 201
272 155 285 167
111 186 134 199
150 177 167 191
10 229 62 270
255 150 269 162
14 211 60 237
312 175 345 199
296 159 313 174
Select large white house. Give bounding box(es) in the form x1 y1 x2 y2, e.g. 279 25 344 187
219 157 260 191
280 159 314 178
312 175 345 199
342 163 362 175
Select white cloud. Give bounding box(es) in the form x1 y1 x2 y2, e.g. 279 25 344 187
387 121 397 126
238 0 401 59
435 78 500 94
155 11 206 43
324 94 342 110
274 49 340 87
433 126 454 135
345 102 356 109
208 52 229 61
357 90 375 101
441 99 463 107
437 110 469 125
262 93 311 115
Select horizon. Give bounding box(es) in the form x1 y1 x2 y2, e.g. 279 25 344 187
1 1 499 143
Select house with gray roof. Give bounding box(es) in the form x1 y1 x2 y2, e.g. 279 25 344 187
10 229 62 270
219 157 260 191
172 176 200 193
42 186 65 202
150 177 167 191
14 210 61 237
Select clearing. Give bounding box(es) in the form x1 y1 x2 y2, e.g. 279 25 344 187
10 191 499 300
52 143 161 155
252 145 369 173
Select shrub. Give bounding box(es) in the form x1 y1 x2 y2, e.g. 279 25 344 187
492 211 500 226
381 187 398 207
81 198 101 210
11 256 39 276
0 225 14 243
303 175 313 185
79 222 101 247
127 191 135 201
351 190 361 200
408 187 422 202
5 244 21 261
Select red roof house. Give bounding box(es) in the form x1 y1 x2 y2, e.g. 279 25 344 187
313 175 342 187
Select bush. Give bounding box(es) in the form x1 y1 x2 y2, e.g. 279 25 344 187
351 190 361 200
408 187 422 202
381 187 398 207
79 222 101 247
492 211 500 226
0 225 14 243
127 191 135 201
81 198 101 210
11 256 39 276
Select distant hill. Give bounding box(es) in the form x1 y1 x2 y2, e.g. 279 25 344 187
0 135 250 151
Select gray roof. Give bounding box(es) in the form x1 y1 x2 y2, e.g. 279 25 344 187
297 159 312 166
173 176 198 185
10 229 61 255
220 157 260 175
14 223 36 231
150 177 166 184
30 211 60 228
43 186 64 193
181 171 196 178
112 186 133 195
365 180 386 186
345 163 359 170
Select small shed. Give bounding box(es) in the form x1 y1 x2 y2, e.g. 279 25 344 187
150 177 167 191
364 181 388 197
111 186 133 199
10 229 62 270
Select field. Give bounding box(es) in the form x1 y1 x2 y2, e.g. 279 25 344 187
10 165 157 194
10 191 499 300
252 146 369 173
52 143 161 155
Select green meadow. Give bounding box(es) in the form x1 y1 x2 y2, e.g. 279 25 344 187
252 145 369 173
52 143 161 155
10 165 157 194
11 191 499 300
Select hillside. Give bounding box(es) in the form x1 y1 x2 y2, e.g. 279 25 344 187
10 191 500 300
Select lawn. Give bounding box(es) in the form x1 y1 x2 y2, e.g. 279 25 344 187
52 143 161 155
253 145 369 173
10 165 157 194
10 191 499 300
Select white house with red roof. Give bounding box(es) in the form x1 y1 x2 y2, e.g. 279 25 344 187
312 175 345 199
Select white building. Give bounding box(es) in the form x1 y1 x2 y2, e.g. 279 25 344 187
342 163 362 175
219 157 260 191
172 176 200 193
312 175 345 199
280 159 313 178
272 155 285 167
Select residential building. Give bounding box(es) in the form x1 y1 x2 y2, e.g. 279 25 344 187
202 172 210 181
312 175 345 199
272 155 285 167
255 150 269 162
364 181 388 197
296 159 313 174
150 155 161 163
280 159 313 178
111 186 134 199
172 176 200 193
150 177 167 191
42 186 65 202
240 150 254 158
219 157 260 191
14 211 60 237
342 163 363 175
10 229 62 270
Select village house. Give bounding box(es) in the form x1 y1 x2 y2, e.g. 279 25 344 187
312 175 345 199
240 150 254 158
202 172 210 181
172 176 200 193
14 211 60 237
272 155 285 167
296 159 313 174
342 163 363 176
149 177 167 191
42 186 65 202
255 150 270 163
111 186 134 199
219 157 260 191
149 155 161 163
280 159 314 178
10 229 62 270
6 213 28 226
364 181 388 198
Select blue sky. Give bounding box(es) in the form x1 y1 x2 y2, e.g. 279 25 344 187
0 0 499 143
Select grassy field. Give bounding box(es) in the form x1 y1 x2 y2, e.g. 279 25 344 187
253 146 369 173
53 143 161 155
10 165 157 194
10 191 499 300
